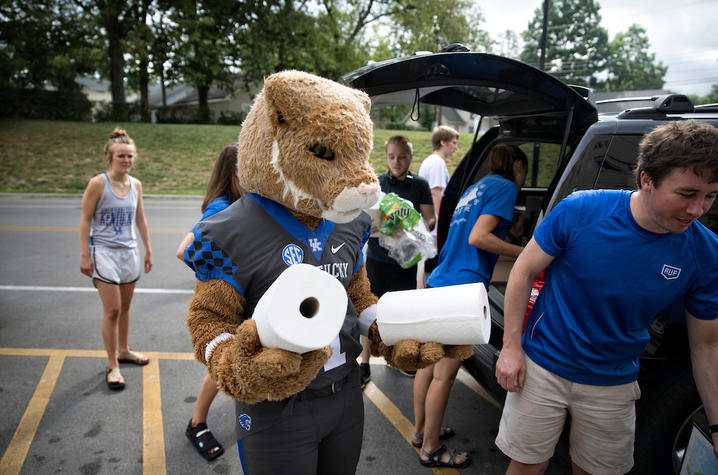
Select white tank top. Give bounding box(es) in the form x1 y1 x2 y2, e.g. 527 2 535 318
90 173 138 248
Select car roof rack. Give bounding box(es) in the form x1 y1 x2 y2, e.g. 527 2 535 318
694 103 718 113
616 94 694 119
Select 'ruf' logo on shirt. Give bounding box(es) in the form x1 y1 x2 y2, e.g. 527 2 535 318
238 414 251 431
308 238 323 253
661 264 681 280
282 244 304 266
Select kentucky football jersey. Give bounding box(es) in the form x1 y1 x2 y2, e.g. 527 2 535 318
185 193 371 390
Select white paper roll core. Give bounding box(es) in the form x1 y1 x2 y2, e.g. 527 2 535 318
253 263 348 353
376 283 491 346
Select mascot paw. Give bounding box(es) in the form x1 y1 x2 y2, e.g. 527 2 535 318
444 344 474 361
252 348 302 377
233 319 263 356
418 342 445 365
210 319 332 403
258 345 332 401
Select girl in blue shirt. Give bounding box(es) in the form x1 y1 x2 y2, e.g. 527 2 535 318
175 143 243 461
416 145 528 468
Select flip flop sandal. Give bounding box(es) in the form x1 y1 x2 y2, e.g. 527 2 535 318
419 444 470 468
186 419 224 461
117 350 150 366
411 426 456 448
105 367 125 390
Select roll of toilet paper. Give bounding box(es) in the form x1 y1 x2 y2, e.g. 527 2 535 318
376 283 491 346
253 263 348 354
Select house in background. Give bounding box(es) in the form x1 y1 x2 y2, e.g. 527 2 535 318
71 76 259 123
71 76 138 117
147 81 259 123
403 106 479 134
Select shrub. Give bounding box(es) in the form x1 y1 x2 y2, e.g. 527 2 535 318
155 107 213 124
0 87 92 121
217 110 245 125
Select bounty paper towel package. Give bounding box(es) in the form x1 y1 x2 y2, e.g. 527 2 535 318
376 283 491 346
253 263 347 353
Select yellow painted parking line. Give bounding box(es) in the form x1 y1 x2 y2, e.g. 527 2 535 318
363 381 459 475
0 225 186 234
142 353 166 475
0 349 491 474
0 353 65 475
0 348 192 359
456 368 502 410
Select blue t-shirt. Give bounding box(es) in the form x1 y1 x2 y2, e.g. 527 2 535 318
427 174 517 288
190 194 231 233
525 189 718 386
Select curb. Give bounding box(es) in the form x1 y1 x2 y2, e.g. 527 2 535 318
0 193 202 201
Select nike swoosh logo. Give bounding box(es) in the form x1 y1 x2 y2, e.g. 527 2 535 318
331 243 345 253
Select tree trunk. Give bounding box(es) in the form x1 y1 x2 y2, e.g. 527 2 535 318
104 0 127 120
139 58 150 122
197 84 210 123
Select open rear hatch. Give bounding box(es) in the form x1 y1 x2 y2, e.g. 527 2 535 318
343 51 597 134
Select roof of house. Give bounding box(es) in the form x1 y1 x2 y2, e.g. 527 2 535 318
147 80 253 108
441 107 464 123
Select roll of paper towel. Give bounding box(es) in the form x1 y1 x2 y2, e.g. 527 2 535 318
253 263 348 354
376 283 491 346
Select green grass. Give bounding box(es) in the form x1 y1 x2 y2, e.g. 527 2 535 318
0 119 557 194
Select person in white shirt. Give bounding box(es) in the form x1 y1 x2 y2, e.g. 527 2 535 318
418 125 459 279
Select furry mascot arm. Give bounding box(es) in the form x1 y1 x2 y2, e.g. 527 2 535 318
186 279 331 403
348 263 473 370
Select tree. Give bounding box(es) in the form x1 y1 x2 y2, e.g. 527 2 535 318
599 24 666 91
689 84 718 105
384 0 492 56
235 0 328 84
125 0 154 122
71 0 154 119
521 0 610 87
235 0 403 83
495 29 521 59
163 0 245 123
0 0 99 91
705 84 718 104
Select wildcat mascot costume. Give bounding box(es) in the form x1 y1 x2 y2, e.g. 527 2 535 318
184 71 472 474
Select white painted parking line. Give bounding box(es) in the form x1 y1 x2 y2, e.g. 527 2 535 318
0 285 193 294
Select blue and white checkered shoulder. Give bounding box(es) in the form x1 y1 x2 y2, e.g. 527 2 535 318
183 230 243 294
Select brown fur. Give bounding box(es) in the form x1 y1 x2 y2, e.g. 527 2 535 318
185 71 464 404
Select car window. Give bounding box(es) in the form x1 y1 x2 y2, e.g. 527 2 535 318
466 142 564 189
700 201 718 234
553 135 610 206
594 135 640 190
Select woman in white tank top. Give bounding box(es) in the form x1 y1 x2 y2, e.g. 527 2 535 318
79 128 153 391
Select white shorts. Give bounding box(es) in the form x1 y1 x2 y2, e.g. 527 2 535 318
91 246 141 285
495 356 640 475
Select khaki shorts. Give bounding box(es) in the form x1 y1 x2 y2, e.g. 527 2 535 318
495 356 641 475
91 246 141 285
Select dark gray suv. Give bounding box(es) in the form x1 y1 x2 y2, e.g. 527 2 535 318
344 50 718 474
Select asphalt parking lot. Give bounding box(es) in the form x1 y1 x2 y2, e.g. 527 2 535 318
0 194 571 475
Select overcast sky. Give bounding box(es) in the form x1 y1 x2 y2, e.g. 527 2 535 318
480 0 718 96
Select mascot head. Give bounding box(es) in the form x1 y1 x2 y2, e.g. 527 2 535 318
238 71 380 223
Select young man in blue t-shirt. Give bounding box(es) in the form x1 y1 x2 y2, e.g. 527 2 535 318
495 120 718 474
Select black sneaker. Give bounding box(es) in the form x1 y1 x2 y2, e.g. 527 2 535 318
398 369 416 378
360 363 371 388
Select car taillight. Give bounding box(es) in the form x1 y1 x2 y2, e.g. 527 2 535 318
523 268 547 333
